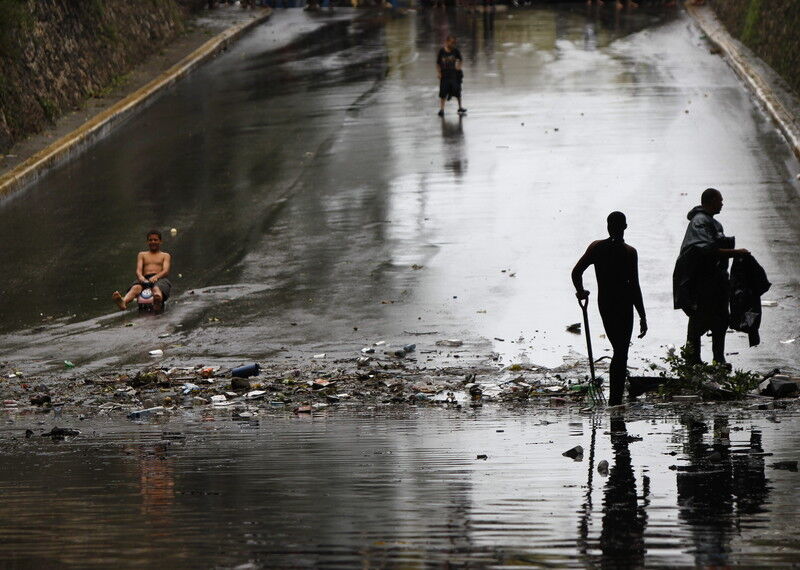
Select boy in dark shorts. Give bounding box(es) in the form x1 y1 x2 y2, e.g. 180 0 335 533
112 230 172 312
436 35 466 117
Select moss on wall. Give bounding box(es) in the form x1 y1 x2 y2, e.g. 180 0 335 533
0 0 187 153
710 0 800 95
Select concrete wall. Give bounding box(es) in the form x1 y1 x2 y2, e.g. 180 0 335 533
709 0 800 95
0 0 186 153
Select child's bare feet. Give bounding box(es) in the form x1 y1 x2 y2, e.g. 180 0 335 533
112 291 127 311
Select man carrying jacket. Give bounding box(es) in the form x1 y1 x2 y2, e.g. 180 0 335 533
673 188 750 365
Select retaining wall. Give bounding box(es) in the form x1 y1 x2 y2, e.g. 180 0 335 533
708 0 800 96
0 0 186 153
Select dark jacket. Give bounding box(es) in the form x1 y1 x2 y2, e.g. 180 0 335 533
673 206 734 315
729 255 771 346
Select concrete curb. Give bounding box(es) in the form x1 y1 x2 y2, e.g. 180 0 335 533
686 4 800 161
0 8 272 199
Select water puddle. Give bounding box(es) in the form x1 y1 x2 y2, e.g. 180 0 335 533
1 405 799 567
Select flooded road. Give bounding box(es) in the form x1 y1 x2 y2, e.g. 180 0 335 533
1 7 799 376
2 405 800 567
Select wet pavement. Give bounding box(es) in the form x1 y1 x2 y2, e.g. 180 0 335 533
2 405 800 567
1 6 799 378
2 6 800 566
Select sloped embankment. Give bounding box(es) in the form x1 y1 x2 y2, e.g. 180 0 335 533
709 0 800 95
0 0 187 153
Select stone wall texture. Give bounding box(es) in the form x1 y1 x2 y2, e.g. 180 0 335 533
0 0 186 153
709 0 800 95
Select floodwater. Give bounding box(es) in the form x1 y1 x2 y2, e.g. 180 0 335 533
1 5 798 377
2 405 800 567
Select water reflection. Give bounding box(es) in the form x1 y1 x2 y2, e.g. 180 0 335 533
676 415 770 567
0 410 798 567
600 417 648 569
440 115 466 177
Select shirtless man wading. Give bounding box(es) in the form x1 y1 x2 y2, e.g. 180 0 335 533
112 230 172 312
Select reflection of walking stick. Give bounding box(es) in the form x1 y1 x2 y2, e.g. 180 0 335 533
576 416 599 560
579 297 606 405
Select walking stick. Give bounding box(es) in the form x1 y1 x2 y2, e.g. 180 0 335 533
578 297 605 405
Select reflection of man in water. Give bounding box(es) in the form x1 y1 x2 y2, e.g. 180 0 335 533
436 35 467 117
572 212 647 406
600 418 648 568
676 415 768 567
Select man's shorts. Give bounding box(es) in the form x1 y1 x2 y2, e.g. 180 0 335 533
131 274 172 301
439 75 461 100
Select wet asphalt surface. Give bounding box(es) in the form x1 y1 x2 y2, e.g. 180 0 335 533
1 6 799 377
3 6 800 568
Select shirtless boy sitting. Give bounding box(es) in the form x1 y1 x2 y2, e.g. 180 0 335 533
112 230 172 312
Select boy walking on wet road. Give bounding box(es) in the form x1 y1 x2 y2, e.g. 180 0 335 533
112 230 172 312
673 188 749 365
436 36 466 117
572 212 647 406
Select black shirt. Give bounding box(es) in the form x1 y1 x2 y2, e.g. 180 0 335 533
437 47 462 74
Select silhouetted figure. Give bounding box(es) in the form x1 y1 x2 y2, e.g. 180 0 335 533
572 212 647 406
599 418 648 568
673 188 749 364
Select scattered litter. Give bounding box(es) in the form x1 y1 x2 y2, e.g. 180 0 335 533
30 394 51 406
127 407 165 421
771 461 798 472
210 395 227 405
158 333 171 338
374 341 386 346
148 349 164 357
294 405 312 414
562 445 584 461
476 454 488 460
761 300 778 307
231 377 251 391
780 338 796 344
170 228 178 236
182 383 200 395
41 427 80 438
64 360 75 369
672 395 702 403
313 353 326 359
200 367 217 378
436 339 463 347
361 347 375 354
245 390 267 400
566 323 581 334
758 376 799 398
231 363 260 378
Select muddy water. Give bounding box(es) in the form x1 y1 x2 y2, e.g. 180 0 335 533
1 406 799 567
